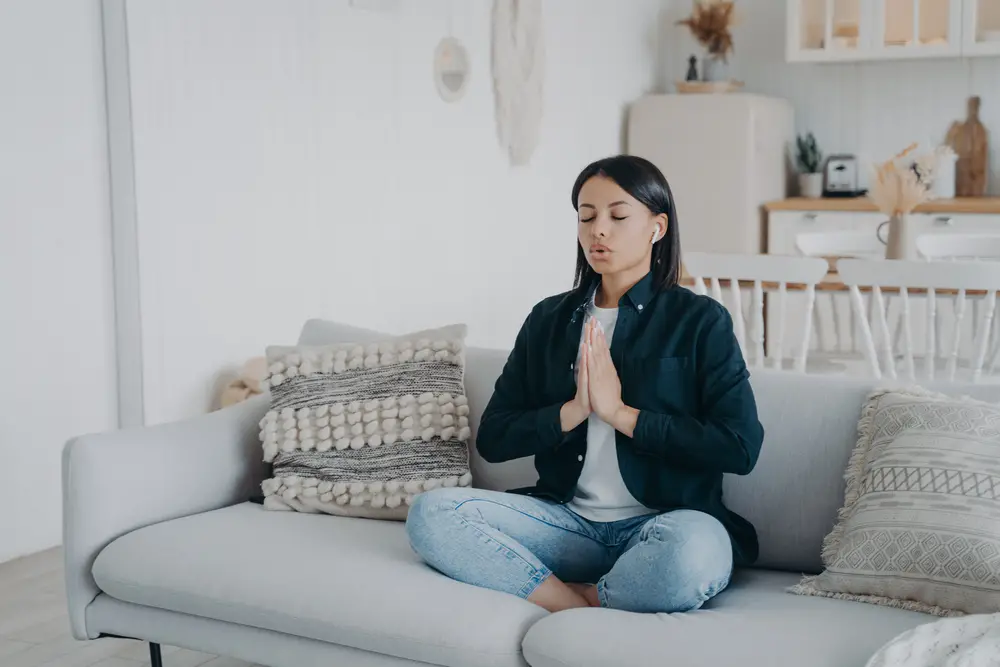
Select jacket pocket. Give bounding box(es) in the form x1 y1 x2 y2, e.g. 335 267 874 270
623 356 694 412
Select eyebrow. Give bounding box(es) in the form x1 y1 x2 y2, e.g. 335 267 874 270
578 201 632 210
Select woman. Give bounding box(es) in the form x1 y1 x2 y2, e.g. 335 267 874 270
406 155 764 614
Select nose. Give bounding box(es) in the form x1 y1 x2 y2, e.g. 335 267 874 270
591 213 613 238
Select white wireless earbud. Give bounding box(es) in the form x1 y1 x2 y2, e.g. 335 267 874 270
651 230 661 244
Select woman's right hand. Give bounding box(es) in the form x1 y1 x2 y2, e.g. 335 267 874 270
560 320 593 432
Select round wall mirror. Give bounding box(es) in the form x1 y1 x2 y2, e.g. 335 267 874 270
433 37 470 103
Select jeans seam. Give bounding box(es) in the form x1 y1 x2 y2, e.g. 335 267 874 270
596 579 610 608
454 498 604 546
516 567 552 599
448 503 543 577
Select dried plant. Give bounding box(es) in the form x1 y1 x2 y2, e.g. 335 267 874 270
868 144 934 217
677 0 736 61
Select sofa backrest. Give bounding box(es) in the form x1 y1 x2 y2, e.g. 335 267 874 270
298 319 1000 574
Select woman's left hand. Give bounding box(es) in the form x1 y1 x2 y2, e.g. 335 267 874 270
587 325 625 424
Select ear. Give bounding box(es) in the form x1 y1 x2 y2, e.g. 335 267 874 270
652 214 668 242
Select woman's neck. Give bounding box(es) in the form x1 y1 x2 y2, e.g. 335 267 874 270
595 266 649 308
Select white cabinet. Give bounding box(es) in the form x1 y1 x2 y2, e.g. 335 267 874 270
872 0 963 59
787 0 994 62
768 210 886 254
963 0 1000 56
787 0 871 62
768 209 1000 258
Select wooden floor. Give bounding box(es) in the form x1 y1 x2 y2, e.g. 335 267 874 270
0 548 262 667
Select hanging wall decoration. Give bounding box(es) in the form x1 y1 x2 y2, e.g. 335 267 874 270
491 0 545 166
434 37 470 103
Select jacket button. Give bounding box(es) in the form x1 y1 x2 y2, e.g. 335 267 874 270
577 454 584 462
637 304 644 311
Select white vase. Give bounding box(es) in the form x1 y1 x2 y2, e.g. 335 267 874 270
877 214 917 260
798 173 823 198
701 55 727 82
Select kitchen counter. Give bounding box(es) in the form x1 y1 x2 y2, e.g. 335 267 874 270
764 197 1000 214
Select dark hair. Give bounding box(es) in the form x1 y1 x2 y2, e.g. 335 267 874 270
570 154 681 292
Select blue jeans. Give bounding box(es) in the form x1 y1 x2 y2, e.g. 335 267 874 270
406 488 733 613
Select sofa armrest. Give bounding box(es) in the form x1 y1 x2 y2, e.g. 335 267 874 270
62 395 269 639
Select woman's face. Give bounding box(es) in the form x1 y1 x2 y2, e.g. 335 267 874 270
577 175 666 278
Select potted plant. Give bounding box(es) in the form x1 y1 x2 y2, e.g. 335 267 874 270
677 1 736 82
796 133 823 198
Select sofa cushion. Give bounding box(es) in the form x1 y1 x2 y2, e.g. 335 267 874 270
297 319 538 496
260 324 473 517
791 385 1000 616
522 569 931 667
723 371 1000 574
92 502 545 667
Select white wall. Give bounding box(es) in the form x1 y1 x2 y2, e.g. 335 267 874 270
0 1 117 562
124 0 665 424
662 0 1000 194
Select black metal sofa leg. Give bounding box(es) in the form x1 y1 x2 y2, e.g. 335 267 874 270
149 642 163 667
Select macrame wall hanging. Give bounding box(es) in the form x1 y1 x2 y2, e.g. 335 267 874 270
491 0 545 166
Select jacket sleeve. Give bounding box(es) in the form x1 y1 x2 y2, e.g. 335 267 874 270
476 311 576 463
628 307 764 475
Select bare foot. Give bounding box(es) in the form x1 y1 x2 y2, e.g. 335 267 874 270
565 583 600 607
527 576 590 612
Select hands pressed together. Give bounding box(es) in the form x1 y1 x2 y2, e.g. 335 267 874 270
560 318 639 437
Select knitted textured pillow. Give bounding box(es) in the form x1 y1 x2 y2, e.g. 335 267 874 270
258 324 472 519
790 386 1000 616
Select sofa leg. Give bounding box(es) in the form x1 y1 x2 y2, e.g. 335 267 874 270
149 642 163 667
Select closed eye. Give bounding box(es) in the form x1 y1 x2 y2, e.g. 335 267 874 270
611 215 628 221
580 217 595 223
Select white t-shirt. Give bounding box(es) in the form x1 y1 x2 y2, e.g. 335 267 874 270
566 299 655 523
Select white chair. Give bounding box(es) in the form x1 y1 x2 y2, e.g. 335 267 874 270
837 258 1000 383
796 231 887 371
683 252 830 372
916 234 1000 377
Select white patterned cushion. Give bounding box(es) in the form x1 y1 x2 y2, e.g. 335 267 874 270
790 386 1000 616
258 324 472 519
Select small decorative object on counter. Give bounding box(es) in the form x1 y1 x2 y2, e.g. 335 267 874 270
677 0 736 83
796 132 823 198
686 54 699 81
945 96 989 197
869 143 934 260
930 145 958 199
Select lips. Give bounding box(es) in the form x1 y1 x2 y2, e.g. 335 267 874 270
590 244 610 254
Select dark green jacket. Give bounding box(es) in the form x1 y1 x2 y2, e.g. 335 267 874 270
476 272 765 565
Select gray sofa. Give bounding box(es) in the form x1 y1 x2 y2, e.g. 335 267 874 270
63 319 1000 667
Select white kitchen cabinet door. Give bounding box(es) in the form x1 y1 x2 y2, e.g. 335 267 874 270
786 0 973 62
872 0 964 59
963 0 1000 56
768 210 886 255
787 0 873 62
909 212 1000 235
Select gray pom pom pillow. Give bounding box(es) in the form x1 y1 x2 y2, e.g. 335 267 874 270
258 324 472 519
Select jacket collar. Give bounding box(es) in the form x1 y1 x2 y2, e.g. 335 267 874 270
570 272 655 322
